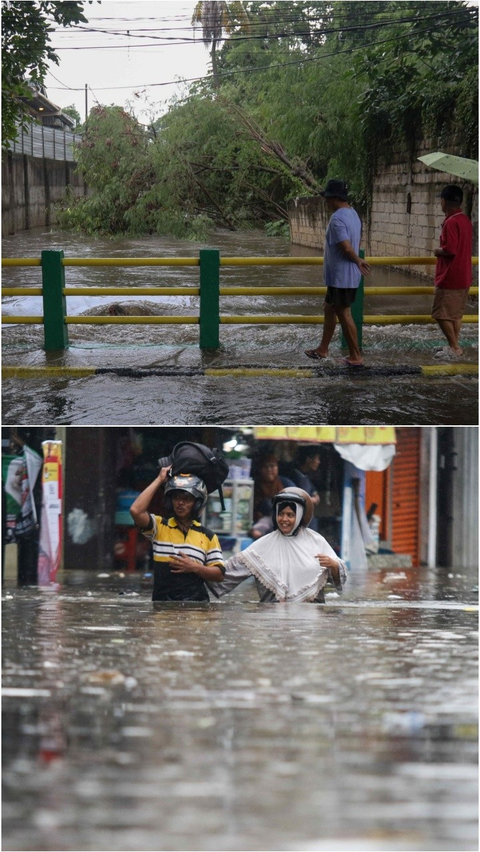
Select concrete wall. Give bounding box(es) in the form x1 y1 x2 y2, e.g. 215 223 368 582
288 139 478 279
451 427 478 571
2 150 87 234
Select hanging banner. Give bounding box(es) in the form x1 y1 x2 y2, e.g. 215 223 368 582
333 443 396 471
37 441 63 586
2 447 43 541
253 426 395 444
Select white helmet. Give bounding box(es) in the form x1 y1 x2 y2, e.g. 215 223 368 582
272 487 313 534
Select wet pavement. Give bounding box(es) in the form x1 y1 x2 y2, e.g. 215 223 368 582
2 566 478 851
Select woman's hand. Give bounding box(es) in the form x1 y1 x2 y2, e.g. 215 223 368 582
316 553 340 584
315 554 338 570
170 552 202 574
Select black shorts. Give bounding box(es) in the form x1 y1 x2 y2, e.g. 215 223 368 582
325 287 358 308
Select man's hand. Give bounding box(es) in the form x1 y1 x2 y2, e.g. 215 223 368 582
337 239 371 275
130 464 172 528
170 552 202 574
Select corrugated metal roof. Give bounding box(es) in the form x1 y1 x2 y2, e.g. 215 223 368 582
5 123 82 162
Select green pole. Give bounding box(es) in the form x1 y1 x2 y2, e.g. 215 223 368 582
42 250 68 350
199 248 220 349
341 248 364 351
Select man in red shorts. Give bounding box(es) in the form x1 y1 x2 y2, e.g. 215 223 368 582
432 184 473 360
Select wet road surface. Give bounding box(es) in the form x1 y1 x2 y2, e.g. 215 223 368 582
2 229 478 425
2 566 478 851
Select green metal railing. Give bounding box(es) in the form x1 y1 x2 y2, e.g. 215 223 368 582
2 249 478 351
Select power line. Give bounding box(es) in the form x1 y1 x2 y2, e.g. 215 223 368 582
45 14 476 93
50 14 477 50
50 6 476 48
53 2 476 30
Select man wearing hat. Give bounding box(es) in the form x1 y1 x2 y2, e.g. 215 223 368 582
305 179 371 367
432 184 473 359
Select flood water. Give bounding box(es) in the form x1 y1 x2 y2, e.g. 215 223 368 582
2 229 478 425
2 565 478 851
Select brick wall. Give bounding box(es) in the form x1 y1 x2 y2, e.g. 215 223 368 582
288 140 478 279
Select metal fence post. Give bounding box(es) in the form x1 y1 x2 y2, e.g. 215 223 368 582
341 248 364 351
199 249 220 349
41 250 68 350
352 248 365 349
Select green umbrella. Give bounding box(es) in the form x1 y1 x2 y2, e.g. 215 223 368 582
418 152 478 185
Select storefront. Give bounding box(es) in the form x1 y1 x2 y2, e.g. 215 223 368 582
253 427 398 569
61 427 240 571
3 427 475 577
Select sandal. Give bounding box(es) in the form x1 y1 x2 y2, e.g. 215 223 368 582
343 357 365 368
305 349 328 360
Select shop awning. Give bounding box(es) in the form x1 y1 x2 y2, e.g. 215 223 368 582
253 427 396 445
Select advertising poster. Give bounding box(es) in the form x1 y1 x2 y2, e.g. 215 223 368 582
37 441 63 586
2 447 43 541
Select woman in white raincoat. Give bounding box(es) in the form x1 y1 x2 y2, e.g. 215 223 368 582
210 487 347 603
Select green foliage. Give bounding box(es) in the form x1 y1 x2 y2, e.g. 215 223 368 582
264 220 290 238
59 1 477 237
58 106 154 234
355 1 478 158
2 1 88 144
62 103 82 127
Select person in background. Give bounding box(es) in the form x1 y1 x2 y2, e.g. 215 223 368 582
305 178 370 367
130 467 225 601
287 445 321 532
251 448 295 538
210 488 347 603
432 184 473 360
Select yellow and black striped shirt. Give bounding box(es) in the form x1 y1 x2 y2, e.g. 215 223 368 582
143 515 225 568
140 515 224 601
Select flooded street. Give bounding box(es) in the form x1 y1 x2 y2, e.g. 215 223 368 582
2 566 478 852
2 229 478 425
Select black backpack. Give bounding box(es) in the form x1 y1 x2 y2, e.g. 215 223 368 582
158 442 230 510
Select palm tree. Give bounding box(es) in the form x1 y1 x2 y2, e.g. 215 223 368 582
192 1 250 88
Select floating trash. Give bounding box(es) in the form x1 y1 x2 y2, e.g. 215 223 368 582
84 671 126 685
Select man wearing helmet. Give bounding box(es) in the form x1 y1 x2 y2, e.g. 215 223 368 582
210 487 347 603
130 467 225 601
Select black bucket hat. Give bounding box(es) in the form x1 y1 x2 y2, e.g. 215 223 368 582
320 179 349 201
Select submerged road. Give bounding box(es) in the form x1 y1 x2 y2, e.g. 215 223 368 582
2 565 478 851
2 228 478 425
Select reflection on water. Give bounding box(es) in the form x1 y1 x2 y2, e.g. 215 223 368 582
2 566 478 852
2 228 478 425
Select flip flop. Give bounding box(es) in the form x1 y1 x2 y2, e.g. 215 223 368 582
343 357 365 368
434 347 463 361
305 349 328 360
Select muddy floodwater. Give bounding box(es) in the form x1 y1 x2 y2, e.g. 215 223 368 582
2 229 478 425
2 566 478 852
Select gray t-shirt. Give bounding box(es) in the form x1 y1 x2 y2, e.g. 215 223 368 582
324 206 362 289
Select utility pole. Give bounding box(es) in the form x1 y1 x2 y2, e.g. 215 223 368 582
85 84 88 124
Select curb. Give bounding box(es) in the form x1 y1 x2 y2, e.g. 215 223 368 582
2 364 478 379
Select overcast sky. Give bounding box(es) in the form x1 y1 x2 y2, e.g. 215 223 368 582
45 1 210 125
43 0 479 127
